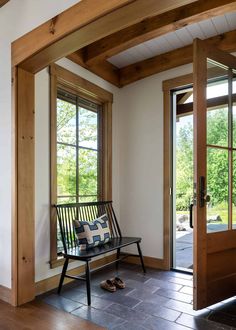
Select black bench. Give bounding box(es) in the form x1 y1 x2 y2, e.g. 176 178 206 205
55 201 146 305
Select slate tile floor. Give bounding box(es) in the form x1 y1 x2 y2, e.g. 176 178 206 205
39 263 236 329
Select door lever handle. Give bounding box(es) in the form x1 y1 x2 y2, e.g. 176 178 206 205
189 203 194 228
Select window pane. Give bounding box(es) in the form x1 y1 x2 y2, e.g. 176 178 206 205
233 72 236 147
233 152 236 229
57 144 76 197
79 196 98 203
79 107 98 149
79 148 98 196
57 99 76 145
207 147 229 233
207 107 228 147
57 222 64 253
57 196 76 204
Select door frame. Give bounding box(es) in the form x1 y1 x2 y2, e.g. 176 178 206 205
162 73 194 270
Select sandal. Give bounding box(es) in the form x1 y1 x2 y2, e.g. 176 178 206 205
111 277 125 289
100 279 116 292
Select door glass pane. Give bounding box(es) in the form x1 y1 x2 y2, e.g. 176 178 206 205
207 106 228 147
57 99 76 145
57 144 76 197
207 60 229 148
79 107 98 149
207 147 229 233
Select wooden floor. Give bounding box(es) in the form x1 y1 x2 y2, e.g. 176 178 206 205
0 299 105 330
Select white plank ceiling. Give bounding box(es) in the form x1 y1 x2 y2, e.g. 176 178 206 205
108 12 236 68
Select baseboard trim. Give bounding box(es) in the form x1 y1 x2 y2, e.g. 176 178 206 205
35 254 116 296
0 285 12 304
123 255 167 270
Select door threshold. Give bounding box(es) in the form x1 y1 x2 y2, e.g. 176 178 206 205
171 267 193 275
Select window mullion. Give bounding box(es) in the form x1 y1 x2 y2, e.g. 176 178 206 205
76 97 79 203
228 69 233 230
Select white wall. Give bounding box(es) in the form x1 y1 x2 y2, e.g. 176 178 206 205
0 0 81 288
35 58 121 282
118 65 193 258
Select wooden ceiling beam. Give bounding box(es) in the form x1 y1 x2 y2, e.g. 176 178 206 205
12 0 134 67
84 0 236 65
119 29 236 86
177 94 236 116
66 51 120 87
0 0 9 8
120 45 192 86
14 0 196 73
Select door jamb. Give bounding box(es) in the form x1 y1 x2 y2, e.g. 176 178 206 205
162 73 194 270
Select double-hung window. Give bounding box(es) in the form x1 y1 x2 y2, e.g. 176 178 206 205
57 89 101 204
50 64 112 265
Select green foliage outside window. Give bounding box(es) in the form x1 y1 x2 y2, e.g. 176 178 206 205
176 107 236 211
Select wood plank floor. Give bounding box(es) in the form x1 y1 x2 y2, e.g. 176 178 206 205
0 299 105 330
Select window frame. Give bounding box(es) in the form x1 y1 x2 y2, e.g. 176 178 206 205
50 64 113 267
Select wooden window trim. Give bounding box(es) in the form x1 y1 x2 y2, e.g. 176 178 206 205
49 64 113 267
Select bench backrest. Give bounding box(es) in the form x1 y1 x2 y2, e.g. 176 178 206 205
55 201 122 253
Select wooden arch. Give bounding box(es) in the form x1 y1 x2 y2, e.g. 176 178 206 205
12 0 200 306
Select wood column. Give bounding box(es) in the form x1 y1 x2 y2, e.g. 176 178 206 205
15 67 35 305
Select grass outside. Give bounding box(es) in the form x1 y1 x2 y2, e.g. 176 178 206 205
176 203 229 224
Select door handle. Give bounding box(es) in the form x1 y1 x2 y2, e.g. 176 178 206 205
199 176 210 207
189 203 194 228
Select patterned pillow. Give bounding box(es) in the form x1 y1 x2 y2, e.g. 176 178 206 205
73 214 111 250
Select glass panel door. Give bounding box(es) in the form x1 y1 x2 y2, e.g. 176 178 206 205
193 38 236 310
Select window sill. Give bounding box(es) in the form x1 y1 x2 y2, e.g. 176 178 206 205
50 256 76 269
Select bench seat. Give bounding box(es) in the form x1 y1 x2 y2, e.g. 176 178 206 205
55 201 146 305
64 237 142 260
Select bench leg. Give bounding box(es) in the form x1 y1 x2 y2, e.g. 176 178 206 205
58 258 69 294
116 248 120 272
137 242 146 273
85 260 91 306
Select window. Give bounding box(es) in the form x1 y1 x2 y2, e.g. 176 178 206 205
50 64 113 266
57 90 101 204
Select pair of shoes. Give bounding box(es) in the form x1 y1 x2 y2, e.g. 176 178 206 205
111 277 125 289
100 279 116 292
100 277 125 292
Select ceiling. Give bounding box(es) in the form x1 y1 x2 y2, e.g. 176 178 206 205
63 1 236 87
108 12 236 68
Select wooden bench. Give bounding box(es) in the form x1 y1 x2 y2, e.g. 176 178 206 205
55 201 146 305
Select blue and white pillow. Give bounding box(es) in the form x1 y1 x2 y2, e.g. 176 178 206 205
73 214 111 250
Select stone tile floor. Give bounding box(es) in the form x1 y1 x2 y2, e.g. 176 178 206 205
38 263 236 330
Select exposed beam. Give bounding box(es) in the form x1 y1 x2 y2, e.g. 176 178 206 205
178 92 192 104
12 0 134 66
120 45 192 86
67 51 120 87
0 0 9 8
84 0 236 64
177 94 236 116
119 29 236 86
14 0 196 73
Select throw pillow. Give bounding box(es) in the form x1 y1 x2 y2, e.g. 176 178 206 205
73 214 111 250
